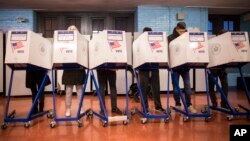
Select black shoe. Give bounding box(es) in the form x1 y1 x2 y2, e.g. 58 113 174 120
133 96 140 103
211 103 218 107
99 110 104 115
155 107 166 113
112 107 123 115
221 104 229 110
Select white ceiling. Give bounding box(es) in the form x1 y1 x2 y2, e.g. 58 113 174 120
0 0 249 15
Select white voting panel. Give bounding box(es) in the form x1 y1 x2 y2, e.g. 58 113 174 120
53 30 88 68
133 31 168 69
53 31 90 92
126 32 133 66
133 32 174 91
5 30 52 69
208 32 250 68
0 32 3 93
169 32 209 68
114 32 132 94
89 30 128 69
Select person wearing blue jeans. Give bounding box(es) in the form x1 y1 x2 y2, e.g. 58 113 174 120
171 69 196 113
168 22 197 113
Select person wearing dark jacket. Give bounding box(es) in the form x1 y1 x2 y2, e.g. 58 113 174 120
26 70 51 115
208 29 229 109
138 27 165 114
62 25 86 117
168 22 197 113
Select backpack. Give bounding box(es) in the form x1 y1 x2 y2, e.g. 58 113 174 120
128 83 140 102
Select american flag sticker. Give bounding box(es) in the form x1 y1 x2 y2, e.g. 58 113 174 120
11 41 24 52
109 41 121 51
193 42 204 52
149 41 162 51
234 41 245 51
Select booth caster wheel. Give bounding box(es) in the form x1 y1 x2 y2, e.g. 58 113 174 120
205 117 211 122
130 109 136 116
141 118 147 124
86 111 93 119
227 115 234 121
24 122 30 128
234 107 240 112
201 106 208 113
50 121 56 128
102 121 108 127
183 116 190 122
47 110 54 119
1 123 7 130
164 118 170 123
78 120 83 127
123 120 128 125
8 110 16 118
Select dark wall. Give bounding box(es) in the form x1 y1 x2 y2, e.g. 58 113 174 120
36 12 134 37
209 14 240 35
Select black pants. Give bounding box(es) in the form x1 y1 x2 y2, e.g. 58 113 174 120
208 69 228 107
30 83 45 114
139 70 162 111
97 70 117 110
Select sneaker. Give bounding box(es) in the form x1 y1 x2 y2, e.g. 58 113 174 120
175 105 183 111
65 108 71 117
155 107 166 113
80 109 84 114
188 105 197 114
112 107 123 115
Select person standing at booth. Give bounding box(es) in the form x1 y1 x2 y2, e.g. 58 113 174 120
208 29 229 109
97 69 123 115
62 25 86 117
168 22 197 113
138 27 166 114
26 70 51 115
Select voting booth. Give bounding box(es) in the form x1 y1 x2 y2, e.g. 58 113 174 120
5 30 52 69
89 30 128 69
132 31 170 123
88 30 129 126
133 31 169 69
208 32 250 68
5 35 53 96
115 32 132 94
50 30 90 127
169 32 211 121
169 32 209 68
5 31 52 96
206 32 250 120
3 30 53 129
53 30 89 69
